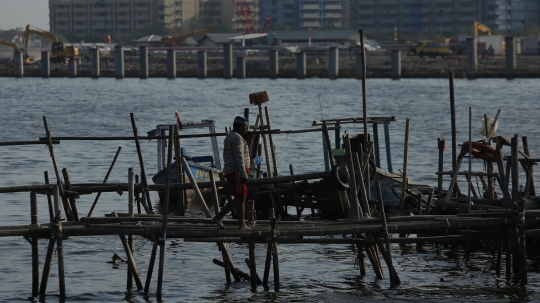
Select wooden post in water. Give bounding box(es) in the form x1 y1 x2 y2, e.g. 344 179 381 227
87 146 122 217
400 118 410 216
30 192 39 297
130 113 153 213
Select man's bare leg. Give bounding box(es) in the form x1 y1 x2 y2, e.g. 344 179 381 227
236 197 250 230
213 198 238 229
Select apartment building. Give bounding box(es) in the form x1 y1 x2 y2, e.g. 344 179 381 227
348 0 540 37
49 0 198 36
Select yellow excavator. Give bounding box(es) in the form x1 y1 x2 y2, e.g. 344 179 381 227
161 27 215 47
24 25 78 62
0 40 32 64
473 21 491 36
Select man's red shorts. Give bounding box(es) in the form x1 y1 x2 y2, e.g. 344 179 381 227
225 168 249 199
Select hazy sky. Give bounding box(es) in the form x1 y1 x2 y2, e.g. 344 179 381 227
0 0 49 31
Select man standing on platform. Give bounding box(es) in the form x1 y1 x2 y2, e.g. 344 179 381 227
213 116 251 230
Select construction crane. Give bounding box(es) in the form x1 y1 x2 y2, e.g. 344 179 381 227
161 27 215 47
0 40 31 64
261 17 274 33
473 21 491 36
24 25 79 62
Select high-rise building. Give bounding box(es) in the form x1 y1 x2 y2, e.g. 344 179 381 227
348 0 540 37
48 0 199 36
198 0 260 33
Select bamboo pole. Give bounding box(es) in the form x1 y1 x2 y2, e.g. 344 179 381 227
344 135 360 219
180 157 241 282
506 227 512 278
43 116 74 221
39 236 55 296
467 107 472 213
87 146 122 217
511 135 520 202
426 188 434 215
248 241 257 290
364 239 384 279
179 157 212 218
128 168 134 217
438 138 445 194
209 172 220 215
322 121 336 169
144 233 159 294
112 213 143 290
173 126 185 216
356 240 366 276
38 127 340 142
400 118 410 216
289 164 302 220
62 168 80 220
522 136 536 196
256 103 273 177
0 140 60 146
354 152 370 217
263 209 276 290
130 113 153 214
43 171 54 221
30 192 39 297
212 258 255 282
127 234 133 289
519 211 527 284
53 186 66 300
265 106 279 177
376 182 400 287
449 72 457 182
156 125 175 300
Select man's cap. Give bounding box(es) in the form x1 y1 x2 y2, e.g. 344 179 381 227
234 116 249 124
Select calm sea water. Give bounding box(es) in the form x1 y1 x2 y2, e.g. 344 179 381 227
0 77 539 302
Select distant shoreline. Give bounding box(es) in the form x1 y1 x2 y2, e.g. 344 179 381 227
2 52 539 79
